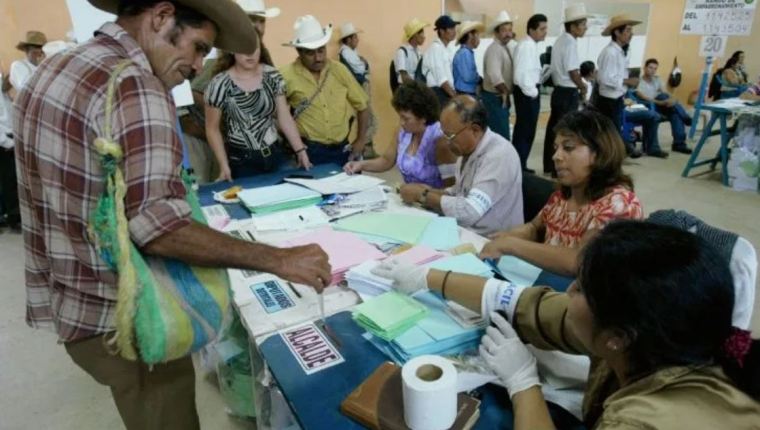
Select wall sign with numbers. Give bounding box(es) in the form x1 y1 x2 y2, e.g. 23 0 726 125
681 0 757 36
699 35 729 57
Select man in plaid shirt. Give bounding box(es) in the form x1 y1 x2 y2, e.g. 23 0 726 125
13 1 331 428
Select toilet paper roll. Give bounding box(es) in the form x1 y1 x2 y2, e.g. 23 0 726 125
402 355 458 430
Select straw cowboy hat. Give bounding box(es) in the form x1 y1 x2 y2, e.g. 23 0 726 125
489 10 513 32
456 21 485 42
403 18 429 42
339 22 362 40
564 4 590 23
236 0 280 18
602 14 642 36
16 31 47 51
283 15 333 49
87 0 259 53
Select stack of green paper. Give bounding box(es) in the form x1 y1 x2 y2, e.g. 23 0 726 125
238 184 322 214
334 212 433 244
353 292 429 341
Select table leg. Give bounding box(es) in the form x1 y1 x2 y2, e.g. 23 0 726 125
682 112 718 178
719 114 730 186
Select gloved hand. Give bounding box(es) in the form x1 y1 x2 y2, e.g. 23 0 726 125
370 259 430 295
479 312 540 398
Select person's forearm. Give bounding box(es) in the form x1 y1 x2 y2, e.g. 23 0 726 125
504 238 579 276
569 70 584 92
503 222 540 241
359 156 394 173
421 189 445 213
206 128 228 169
427 269 487 313
623 78 638 87
278 113 306 152
512 386 555 430
143 221 286 274
354 109 370 146
495 83 510 96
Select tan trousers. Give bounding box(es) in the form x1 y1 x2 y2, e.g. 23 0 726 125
65 334 200 430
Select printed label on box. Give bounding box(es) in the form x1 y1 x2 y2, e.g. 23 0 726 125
281 323 345 375
251 281 294 314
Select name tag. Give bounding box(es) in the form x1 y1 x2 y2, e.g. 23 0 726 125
252 281 295 314
281 323 345 375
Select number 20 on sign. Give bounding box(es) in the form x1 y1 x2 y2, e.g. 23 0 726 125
699 35 728 58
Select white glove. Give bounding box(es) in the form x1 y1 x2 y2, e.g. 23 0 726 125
370 259 430 295
479 312 540 398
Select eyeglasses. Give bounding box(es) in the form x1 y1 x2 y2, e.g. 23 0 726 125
443 124 469 142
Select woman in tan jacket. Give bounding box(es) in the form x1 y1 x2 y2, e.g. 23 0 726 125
373 221 760 429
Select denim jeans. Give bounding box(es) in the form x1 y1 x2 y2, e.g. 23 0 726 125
625 109 663 154
229 144 285 179
543 87 580 174
512 86 541 169
303 139 350 166
481 90 511 141
654 93 689 147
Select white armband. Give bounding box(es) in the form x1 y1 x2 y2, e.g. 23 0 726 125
465 188 493 218
481 278 528 323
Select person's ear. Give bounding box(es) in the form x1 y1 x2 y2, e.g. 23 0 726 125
604 328 633 353
150 1 177 34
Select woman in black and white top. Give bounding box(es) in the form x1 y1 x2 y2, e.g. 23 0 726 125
205 44 312 180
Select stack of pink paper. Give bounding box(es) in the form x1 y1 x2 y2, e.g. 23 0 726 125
277 227 386 285
345 245 445 297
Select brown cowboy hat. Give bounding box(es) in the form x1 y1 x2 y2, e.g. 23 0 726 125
87 0 258 53
16 31 47 51
602 14 642 37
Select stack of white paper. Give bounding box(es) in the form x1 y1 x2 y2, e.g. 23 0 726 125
339 186 388 209
251 206 330 232
284 173 385 195
346 246 445 297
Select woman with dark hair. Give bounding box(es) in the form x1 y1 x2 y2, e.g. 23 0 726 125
205 44 312 181
480 109 642 276
373 221 760 429
709 51 749 99
343 80 457 187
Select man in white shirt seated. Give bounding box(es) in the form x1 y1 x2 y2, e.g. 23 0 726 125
542 4 589 177
595 14 642 158
394 18 428 88
635 58 693 154
398 95 524 236
338 22 378 158
422 15 459 107
10 31 47 93
512 14 548 173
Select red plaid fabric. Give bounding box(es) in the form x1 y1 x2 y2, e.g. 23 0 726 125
14 23 191 342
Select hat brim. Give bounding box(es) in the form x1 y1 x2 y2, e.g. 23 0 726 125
602 19 642 36
16 42 44 51
564 14 591 23
457 23 485 41
403 23 429 42
341 29 363 39
435 21 461 30
87 0 259 54
283 26 333 49
489 19 513 32
250 7 280 18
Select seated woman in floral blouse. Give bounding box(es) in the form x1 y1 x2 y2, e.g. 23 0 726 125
480 110 643 276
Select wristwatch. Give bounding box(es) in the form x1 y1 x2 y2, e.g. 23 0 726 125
418 188 429 206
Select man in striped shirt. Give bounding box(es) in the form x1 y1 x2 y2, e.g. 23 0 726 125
13 1 330 428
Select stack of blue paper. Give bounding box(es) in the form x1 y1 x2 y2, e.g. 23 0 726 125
363 292 485 364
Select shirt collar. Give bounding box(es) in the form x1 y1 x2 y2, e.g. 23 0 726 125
94 22 154 74
471 128 495 159
609 41 625 55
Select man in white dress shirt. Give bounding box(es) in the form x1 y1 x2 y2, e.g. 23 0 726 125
339 22 378 157
542 4 589 176
394 18 428 87
512 14 548 173
422 15 459 106
596 14 642 158
9 31 47 93
482 10 515 141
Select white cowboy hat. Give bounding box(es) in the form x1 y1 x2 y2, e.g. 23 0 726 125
402 18 429 42
456 21 485 42
88 0 258 54
339 22 362 40
564 4 590 23
236 0 280 18
283 15 333 49
602 14 642 37
489 10 513 32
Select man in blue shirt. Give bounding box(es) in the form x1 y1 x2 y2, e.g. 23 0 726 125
453 21 484 95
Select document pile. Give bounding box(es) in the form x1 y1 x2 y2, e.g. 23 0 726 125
285 172 385 195
238 183 322 214
251 206 329 232
338 186 388 210
427 253 494 277
277 227 385 285
345 246 445 297
417 216 461 250
353 292 430 341
335 212 433 244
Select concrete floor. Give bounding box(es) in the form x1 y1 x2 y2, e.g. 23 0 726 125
1 125 758 430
